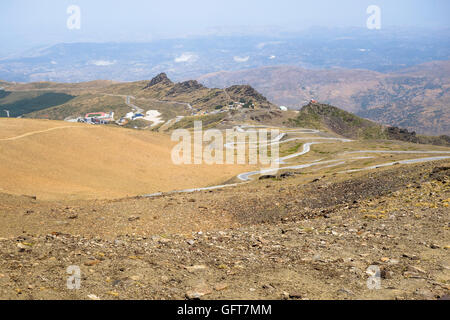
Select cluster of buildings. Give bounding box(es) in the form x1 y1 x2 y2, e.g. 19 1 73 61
67 112 115 124
67 109 160 127
191 100 257 117
116 112 145 125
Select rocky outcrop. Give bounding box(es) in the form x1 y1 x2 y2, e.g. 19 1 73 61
167 80 205 95
385 126 419 143
145 73 173 88
226 85 268 102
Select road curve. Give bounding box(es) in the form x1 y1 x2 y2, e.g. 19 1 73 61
142 126 450 198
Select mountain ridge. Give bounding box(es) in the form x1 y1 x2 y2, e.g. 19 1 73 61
198 61 450 136
290 102 450 146
0 74 277 124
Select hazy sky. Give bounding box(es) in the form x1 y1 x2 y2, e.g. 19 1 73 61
1 0 449 55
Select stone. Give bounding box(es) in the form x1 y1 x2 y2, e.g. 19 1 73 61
107 291 119 297
17 243 31 252
289 291 303 299
214 283 229 291
408 266 426 274
338 288 354 296
186 284 212 300
259 175 276 180
84 260 101 266
185 265 207 273
281 291 290 300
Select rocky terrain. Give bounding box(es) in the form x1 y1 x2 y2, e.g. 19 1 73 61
0 160 448 300
139 73 275 111
0 75 449 301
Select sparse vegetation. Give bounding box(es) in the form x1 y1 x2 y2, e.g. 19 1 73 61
289 103 449 146
289 102 387 139
171 113 227 130
0 92 74 117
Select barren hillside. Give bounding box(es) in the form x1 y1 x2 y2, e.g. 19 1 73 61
0 118 250 200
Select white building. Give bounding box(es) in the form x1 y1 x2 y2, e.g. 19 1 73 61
125 112 135 120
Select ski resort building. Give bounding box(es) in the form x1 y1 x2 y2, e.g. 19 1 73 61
84 112 115 124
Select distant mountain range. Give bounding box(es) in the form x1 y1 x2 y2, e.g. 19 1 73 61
1 28 449 82
1 27 448 136
198 61 450 136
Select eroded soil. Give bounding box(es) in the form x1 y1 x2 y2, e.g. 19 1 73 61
0 162 449 300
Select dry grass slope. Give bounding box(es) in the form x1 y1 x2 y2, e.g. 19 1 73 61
0 119 250 200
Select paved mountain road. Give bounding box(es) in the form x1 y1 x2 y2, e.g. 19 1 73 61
143 126 450 197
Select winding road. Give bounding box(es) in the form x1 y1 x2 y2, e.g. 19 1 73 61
1 120 448 197
143 125 450 197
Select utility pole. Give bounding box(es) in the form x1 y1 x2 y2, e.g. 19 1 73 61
4 110 10 118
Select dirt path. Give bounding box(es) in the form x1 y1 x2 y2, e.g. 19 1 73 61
0 125 90 141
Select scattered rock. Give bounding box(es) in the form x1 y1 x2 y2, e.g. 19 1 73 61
259 175 276 180
338 288 354 296
415 289 435 300
186 283 212 300
17 243 31 252
289 291 303 299
185 265 207 273
408 266 426 274
280 172 294 179
214 283 229 291
84 260 101 267
281 291 290 300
